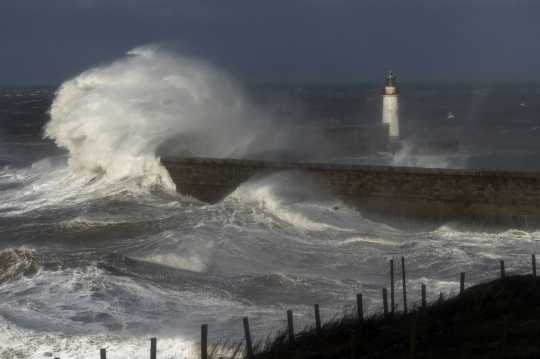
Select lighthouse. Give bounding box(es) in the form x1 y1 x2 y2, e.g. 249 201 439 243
382 71 400 142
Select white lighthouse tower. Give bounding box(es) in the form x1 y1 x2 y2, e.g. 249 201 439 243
382 71 400 142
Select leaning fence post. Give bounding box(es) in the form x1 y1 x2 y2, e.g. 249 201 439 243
533 254 537 287
100 348 106 359
402 257 408 315
382 288 389 318
409 321 418 359
390 259 395 315
150 338 157 359
500 260 506 284
421 284 426 310
243 317 254 359
201 324 208 359
357 294 364 324
287 310 294 344
460 272 465 298
314 304 322 335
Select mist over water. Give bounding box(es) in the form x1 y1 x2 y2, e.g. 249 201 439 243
45 46 280 190
0 49 539 358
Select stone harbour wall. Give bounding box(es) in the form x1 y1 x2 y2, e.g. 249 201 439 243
161 157 540 227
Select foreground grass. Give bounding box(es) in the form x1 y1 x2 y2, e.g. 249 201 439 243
249 275 540 359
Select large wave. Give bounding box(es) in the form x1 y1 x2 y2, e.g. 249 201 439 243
45 45 268 190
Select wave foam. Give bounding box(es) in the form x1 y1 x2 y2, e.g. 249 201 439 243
0 249 40 285
144 252 209 273
0 314 198 359
45 45 266 191
229 172 340 231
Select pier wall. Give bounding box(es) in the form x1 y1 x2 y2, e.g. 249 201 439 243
161 157 540 227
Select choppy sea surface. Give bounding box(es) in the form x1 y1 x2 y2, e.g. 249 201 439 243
1 51 539 358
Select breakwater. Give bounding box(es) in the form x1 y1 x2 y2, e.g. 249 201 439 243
161 157 540 228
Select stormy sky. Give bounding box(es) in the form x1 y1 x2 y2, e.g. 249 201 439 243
1 0 539 85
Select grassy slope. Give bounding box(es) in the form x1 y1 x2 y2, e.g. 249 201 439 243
255 275 540 359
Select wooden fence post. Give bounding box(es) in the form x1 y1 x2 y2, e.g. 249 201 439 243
500 260 506 285
533 254 537 287
287 310 294 344
382 288 388 318
100 348 106 359
243 317 254 359
350 330 357 359
502 315 508 358
201 324 208 359
460 272 465 298
150 338 156 359
409 321 418 359
390 259 395 315
421 284 426 310
402 257 408 315
314 304 322 335
273 344 280 359
357 294 364 324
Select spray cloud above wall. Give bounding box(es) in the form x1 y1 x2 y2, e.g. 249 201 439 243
45 45 288 187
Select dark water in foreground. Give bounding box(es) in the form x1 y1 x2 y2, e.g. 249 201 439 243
0 83 539 358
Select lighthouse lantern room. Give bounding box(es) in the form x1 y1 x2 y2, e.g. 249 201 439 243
382 71 400 142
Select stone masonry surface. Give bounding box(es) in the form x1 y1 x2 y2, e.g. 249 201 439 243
161 157 540 227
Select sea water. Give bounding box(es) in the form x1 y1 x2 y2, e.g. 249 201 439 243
0 47 539 358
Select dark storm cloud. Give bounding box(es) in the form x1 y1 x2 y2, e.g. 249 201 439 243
1 0 539 85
